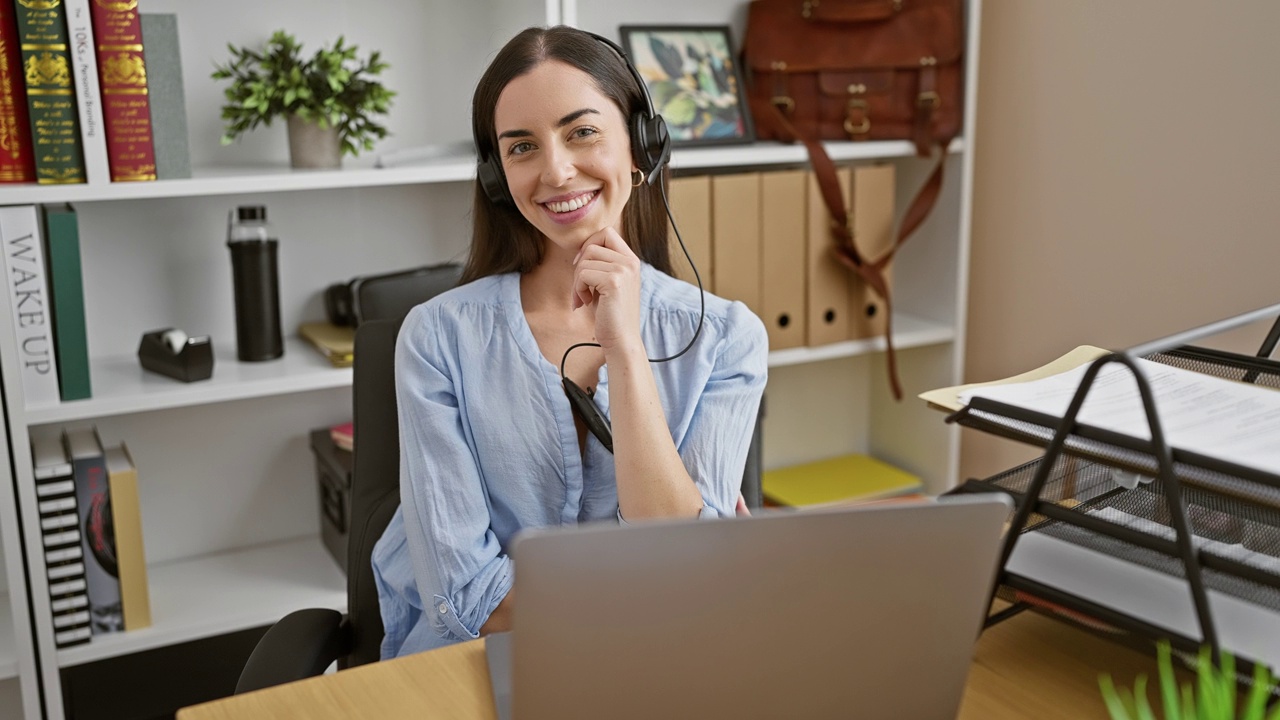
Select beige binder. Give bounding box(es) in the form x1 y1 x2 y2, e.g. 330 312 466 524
666 176 713 288
848 163 896 340
712 173 762 315
806 167 852 346
760 169 807 350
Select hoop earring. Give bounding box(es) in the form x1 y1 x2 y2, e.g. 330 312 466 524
631 169 644 187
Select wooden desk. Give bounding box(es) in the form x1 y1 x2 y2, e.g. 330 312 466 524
179 611 1161 719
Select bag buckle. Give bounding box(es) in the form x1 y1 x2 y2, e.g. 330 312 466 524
845 98 870 136
917 91 940 110
772 96 796 114
802 0 818 19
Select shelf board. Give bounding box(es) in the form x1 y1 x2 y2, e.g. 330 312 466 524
0 138 965 204
766 314 954 368
24 317 951 423
25 336 352 425
0 592 15 681
57 536 345 668
671 138 964 171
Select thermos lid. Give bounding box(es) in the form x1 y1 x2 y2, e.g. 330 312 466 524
237 205 267 222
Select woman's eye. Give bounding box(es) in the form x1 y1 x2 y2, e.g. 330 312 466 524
506 141 534 157
571 127 598 141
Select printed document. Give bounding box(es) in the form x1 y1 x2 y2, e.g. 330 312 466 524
957 355 1280 475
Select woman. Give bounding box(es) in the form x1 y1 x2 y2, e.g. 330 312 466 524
371 26 767 658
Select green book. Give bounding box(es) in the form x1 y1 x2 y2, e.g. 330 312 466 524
13 0 86 185
762 453 924 507
43 204 91 401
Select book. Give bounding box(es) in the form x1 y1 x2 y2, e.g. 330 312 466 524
13 0 86 184
63 426 123 635
0 1 36 183
1 204 61 407
330 421 353 451
89 0 156 181
138 13 188 179
762 453 924 508
63 0 110 184
43 203 91 401
299 321 354 368
31 430 92 648
105 443 149 631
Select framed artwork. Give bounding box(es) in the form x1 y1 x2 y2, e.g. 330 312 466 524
619 25 755 147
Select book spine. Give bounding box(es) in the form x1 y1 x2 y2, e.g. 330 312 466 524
88 0 154 181
34 450 92 648
12 0 86 185
106 444 149 631
0 204 61 407
67 429 123 634
43 204 91 401
62 0 108 184
0 2 35 182
138 13 186 179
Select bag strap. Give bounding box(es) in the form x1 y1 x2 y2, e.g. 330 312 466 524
753 95 952 400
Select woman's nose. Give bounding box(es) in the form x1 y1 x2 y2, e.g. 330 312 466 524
539 143 575 187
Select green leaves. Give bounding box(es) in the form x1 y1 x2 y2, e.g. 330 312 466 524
210 30 396 157
1099 642 1280 720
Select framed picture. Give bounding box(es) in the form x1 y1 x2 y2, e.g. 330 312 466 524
619 25 755 148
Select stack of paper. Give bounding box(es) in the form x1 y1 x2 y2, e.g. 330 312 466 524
299 322 354 368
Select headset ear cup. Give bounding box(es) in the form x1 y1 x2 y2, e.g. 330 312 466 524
630 113 671 185
478 155 513 205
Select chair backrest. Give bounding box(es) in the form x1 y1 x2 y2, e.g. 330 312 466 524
344 319 405 667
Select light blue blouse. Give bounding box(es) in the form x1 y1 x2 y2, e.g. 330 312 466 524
371 263 768 658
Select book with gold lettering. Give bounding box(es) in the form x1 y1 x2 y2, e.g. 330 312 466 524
0 2 36 182
13 0 86 185
89 0 155 182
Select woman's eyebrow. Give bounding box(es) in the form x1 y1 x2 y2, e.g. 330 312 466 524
497 108 600 140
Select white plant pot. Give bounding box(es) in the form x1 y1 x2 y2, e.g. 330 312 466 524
287 115 342 169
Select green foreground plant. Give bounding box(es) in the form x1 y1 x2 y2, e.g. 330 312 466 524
212 31 395 157
1100 641 1280 720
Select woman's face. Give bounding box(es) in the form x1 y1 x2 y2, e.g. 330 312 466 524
493 60 635 256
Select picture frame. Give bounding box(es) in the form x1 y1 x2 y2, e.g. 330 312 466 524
619 25 755 148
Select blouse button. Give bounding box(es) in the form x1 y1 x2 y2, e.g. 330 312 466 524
438 603 448 614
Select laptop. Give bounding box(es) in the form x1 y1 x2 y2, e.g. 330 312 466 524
485 493 1011 720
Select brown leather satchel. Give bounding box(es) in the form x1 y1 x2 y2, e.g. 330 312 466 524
742 0 964 399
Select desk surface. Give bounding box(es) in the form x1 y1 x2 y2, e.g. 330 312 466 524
179 610 1160 719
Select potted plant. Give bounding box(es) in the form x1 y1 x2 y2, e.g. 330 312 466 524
1100 641 1280 719
212 31 395 169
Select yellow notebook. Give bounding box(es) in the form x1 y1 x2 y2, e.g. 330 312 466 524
762 454 924 508
299 322 355 368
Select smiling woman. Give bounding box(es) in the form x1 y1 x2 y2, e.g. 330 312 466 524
369 26 768 660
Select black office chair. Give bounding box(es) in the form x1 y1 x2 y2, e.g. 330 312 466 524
236 303 765 693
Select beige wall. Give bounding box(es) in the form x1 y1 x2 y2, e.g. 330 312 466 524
963 1 1280 480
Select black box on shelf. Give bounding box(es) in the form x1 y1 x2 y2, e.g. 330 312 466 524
309 428 352 574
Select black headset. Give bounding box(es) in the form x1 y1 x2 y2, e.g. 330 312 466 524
475 30 698 455
476 31 672 206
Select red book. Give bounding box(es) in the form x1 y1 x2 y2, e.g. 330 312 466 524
0 3 36 183
89 0 155 181
330 422 354 452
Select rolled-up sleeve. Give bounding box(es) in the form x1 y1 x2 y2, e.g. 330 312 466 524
677 303 769 517
395 306 513 646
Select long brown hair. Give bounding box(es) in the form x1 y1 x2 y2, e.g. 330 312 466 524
462 26 672 285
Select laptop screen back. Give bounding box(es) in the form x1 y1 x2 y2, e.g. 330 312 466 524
509 494 1011 720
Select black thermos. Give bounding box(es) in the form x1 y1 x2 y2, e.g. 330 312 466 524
227 205 283 361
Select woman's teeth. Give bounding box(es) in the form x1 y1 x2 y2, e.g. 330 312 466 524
546 191 596 213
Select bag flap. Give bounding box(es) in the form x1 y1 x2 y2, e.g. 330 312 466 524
743 0 963 71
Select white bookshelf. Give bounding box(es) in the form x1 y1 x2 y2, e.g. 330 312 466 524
57 537 345 667
0 0 982 717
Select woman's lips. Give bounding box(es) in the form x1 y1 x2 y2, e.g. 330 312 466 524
540 190 599 225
